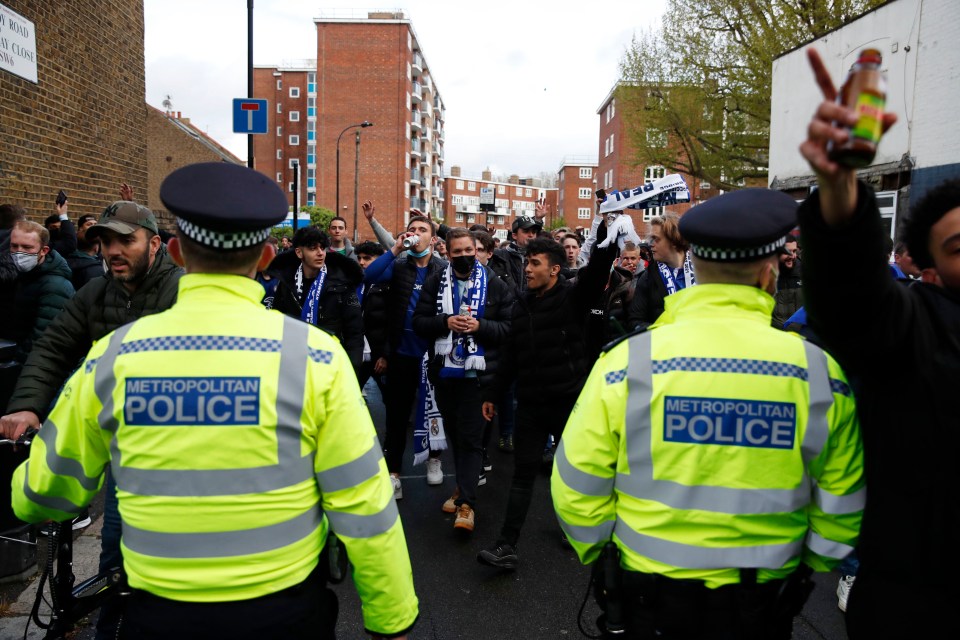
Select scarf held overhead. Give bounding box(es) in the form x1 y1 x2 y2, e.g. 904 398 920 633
599 174 691 214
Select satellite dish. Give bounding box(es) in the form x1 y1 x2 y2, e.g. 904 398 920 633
162 95 173 111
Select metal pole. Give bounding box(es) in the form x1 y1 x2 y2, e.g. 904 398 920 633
247 0 254 169
292 159 300 233
353 131 361 243
336 142 341 216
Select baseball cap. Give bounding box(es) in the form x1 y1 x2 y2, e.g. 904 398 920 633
86 201 159 240
512 216 542 233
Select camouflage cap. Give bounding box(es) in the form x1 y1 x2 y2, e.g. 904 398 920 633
86 201 159 239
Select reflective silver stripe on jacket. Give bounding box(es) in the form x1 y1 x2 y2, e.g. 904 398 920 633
38 418 101 492
554 439 615 497
95 324 134 434
326 499 399 539
316 436 384 494
20 462 86 516
805 529 854 560
559 517 615 545
614 515 801 569
814 484 865 515
102 317 317 496
122 504 324 559
622 333 832 516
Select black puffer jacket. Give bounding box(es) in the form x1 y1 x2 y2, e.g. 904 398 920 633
270 250 364 370
772 261 803 328
626 261 670 331
412 264 514 391
360 281 390 362
66 250 104 291
488 243 525 295
6 247 182 416
384 253 447 358
603 266 638 342
489 260 608 404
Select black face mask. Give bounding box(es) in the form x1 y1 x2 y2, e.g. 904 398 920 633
451 255 476 275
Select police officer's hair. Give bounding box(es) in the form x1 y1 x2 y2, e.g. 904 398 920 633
292 225 329 249
354 240 385 257
13 219 49 247
650 212 689 252
562 233 582 247
407 215 437 236
471 230 495 253
690 254 776 286
0 204 26 230
178 232 265 273
902 178 960 270
525 237 565 268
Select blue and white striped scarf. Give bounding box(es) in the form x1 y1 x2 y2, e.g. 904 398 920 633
298 263 328 326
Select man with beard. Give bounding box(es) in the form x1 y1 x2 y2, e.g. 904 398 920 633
1 200 182 640
270 225 364 372
66 213 104 290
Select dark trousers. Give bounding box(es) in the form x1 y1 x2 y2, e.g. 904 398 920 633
357 360 387 400
95 468 123 640
615 572 792 640
498 396 575 545
383 353 425 474
434 377 484 507
121 564 337 640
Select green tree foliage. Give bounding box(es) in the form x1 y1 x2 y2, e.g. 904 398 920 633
269 205 336 241
618 0 886 190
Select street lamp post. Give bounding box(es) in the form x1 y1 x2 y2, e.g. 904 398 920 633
336 121 373 233
353 131 362 243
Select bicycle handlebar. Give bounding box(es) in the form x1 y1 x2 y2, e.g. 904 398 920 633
1 427 38 446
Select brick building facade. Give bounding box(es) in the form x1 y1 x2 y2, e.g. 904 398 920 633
596 83 713 237
253 11 446 242
556 158 599 232
0 0 147 223
146 106 243 225
441 167 557 241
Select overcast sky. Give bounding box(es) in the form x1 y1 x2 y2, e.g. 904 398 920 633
144 0 667 179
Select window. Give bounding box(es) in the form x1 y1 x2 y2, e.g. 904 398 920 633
289 135 299 145
646 129 667 147
289 87 300 98
276 149 282 160
578 187 592 199
604 137 610 157
467 214 475 224
289 111 300 122
456 179 464 190
700 181 711 190
289 159 298 169
579 167 592 179
276 103 282 113
289 182 295 192
498 185 505 194
276 172 282 182
513 187 521 196
455 213 464 222
467 181 476 191
525 188 532 197
276 126 282 137
609 134 614 154
643 207 663 222
276 79 282 90
451 195 464 205
645 166 666 182
578 208 592 219
606 99 615 123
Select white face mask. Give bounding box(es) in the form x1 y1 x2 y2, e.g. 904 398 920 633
12 251 40 273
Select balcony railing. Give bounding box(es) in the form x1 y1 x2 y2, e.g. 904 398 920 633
411 168 420 184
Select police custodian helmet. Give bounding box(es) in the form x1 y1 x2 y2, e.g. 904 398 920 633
679 189 798 262
160 162 288 251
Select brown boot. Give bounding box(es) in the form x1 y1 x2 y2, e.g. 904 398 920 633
454 504 475 532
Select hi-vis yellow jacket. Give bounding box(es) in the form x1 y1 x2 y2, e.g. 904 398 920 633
552 284 865 588
13 274 418 635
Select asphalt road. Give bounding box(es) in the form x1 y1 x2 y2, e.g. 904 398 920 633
1 380 852 639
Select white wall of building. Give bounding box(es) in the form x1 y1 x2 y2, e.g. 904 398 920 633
768 0 958 185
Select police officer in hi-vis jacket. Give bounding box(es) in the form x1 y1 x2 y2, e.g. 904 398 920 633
552 189 864 640
12 163 418 639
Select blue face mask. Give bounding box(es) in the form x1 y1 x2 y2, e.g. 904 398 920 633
408 246 431 258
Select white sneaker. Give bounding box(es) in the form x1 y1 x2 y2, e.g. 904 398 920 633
390 474 402 500
837 574 855 612
426 458 443 485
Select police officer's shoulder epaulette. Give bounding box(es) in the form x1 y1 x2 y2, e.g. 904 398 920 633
601 326 649 354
